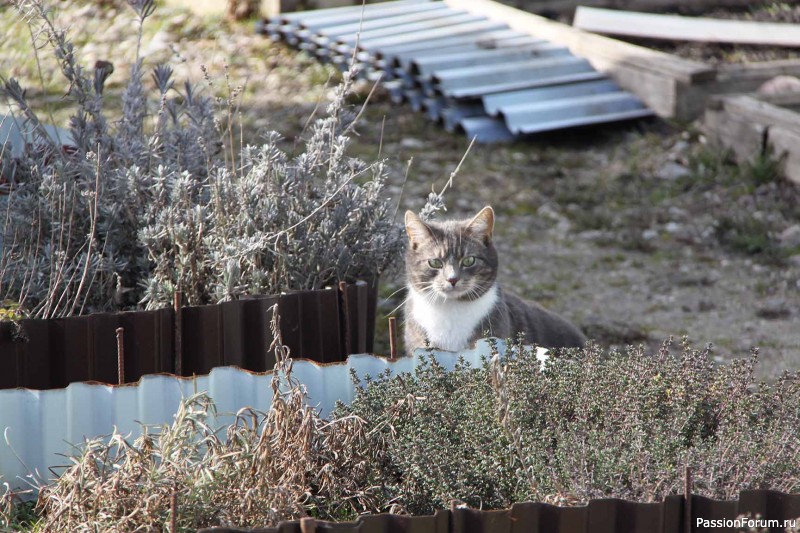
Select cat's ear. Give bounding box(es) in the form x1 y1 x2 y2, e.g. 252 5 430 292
405 210 432 249
467 206 494 244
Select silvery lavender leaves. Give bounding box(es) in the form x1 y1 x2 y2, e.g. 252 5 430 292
1 1 404 317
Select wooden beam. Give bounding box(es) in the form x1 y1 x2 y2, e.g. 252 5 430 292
755 91 800 110
703 94 800 185
574 7 800 47
713 60 800 95
444 0 715 120
524 0 761 17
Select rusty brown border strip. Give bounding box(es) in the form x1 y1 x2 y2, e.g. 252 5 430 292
0 282 377 390
199 490 800 533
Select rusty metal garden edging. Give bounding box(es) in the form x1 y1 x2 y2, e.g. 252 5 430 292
0 280 377 390
199 490 800 533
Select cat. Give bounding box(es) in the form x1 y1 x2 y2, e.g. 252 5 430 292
403 206 586 355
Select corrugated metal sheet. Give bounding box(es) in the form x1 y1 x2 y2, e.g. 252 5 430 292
0 281 376 391
0 340 546 493
260 0 653 142
0 113 74 160
199 492 800 533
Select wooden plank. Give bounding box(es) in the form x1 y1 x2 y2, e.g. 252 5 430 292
720 94 800 134
520 0 761 17
127 311 167 381
756 90 800 109
317 287 341 363
739 490 800 525
343 283 369 355
574 7 800 47
767 125 800 185
354 283 368 354
48 319 66 389
703 96 766 162
714 60 800 96
443 0 715 120
703 94 800 185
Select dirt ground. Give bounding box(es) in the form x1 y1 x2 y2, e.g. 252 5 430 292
1 0 798 377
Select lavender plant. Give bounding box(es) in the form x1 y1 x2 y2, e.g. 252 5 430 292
139 70 403 307
0 0 219 318
1 0 403 316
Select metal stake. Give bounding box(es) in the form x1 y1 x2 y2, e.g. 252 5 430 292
388 316 398 359
116 327 125 385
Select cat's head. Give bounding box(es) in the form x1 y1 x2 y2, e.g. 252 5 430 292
404 206 498 302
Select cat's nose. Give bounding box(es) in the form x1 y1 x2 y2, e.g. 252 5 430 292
447 276 459 287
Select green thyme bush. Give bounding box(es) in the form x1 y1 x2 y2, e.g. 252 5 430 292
0 0 403 317
335 338 800 511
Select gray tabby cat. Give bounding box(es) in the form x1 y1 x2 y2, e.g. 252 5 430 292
403 206 586 355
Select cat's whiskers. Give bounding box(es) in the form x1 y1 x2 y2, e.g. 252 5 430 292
386 296 411 318
462 285 480 302
381 285 409 303
424 285 444 306
385 282 436 317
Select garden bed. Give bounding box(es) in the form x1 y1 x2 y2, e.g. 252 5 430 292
6 339 800 530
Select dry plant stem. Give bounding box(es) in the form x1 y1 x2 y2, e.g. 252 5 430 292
391 157 413 221
16 0 106 130
295 73 332 151
25 18 61 136
443 135 476 196
343 73 383 138
71 146 101 316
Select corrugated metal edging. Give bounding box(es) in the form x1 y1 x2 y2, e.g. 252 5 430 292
261 0 653 143
198 493 800 533
0 340 543 493
0 281 376 390
201 509 449 533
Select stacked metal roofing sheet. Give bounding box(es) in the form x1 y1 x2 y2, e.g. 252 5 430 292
260 0 653 142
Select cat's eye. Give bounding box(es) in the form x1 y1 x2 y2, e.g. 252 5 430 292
428 258 444 269
461 256 476 267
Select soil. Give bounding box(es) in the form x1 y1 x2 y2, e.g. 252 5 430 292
1 0 798 377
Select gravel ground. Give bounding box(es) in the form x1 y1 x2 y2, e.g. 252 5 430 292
1 0 798 377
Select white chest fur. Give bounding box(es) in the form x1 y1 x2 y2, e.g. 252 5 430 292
409 285 499 352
